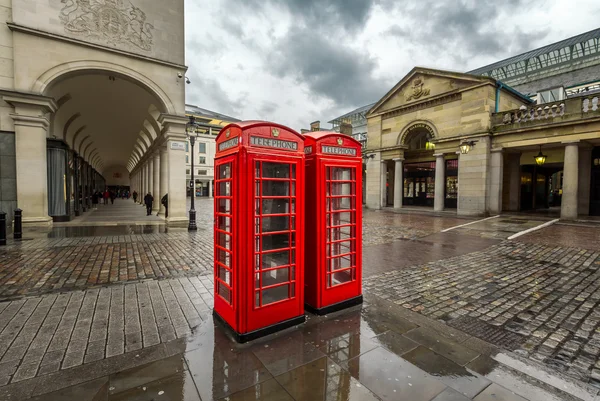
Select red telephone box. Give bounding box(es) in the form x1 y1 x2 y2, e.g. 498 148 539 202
304 131 363 315
213 121 306 342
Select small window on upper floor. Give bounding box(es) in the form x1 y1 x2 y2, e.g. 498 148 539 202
537 87 564 104
198 143 206 153
199 156 206 164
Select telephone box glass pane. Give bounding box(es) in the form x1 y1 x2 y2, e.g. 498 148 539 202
217 249 231 266
262 162 290 178
218 282 231 303
261 268 290 286
331 269 353 285
262 233 289 251
262 216 289 232
262 181 289 196
218 267 231 284
262 198 290 214
262 251 290 268
219 164 231 179
218 199 231 214
262 285 289 305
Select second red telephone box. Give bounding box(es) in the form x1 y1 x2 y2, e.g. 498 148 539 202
304 131 363 315
213 121 306 342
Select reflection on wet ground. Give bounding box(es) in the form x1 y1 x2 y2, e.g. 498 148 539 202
4 303 588 401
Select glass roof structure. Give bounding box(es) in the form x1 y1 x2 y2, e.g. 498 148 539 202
328 102 376 127
468 28 600 82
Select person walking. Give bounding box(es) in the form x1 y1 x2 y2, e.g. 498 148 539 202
144 192 154 216
110 190 116 205
132 190 138 203
92 191 99 210
160 193 168 218
103 189 109 205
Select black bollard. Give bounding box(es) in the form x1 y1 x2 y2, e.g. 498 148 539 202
13 208 22 240
0 211 6 246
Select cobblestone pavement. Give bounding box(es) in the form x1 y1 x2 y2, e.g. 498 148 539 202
362 211 471 246
364 236 600 387
517 223 600 251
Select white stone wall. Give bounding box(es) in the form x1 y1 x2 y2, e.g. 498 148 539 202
12 0 184 65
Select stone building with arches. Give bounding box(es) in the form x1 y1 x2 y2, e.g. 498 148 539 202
364 66 600 219
0 0 188 225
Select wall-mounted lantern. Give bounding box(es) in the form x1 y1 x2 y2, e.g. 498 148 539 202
459 141 475 154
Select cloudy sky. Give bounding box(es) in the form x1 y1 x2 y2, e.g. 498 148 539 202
185 0 600 131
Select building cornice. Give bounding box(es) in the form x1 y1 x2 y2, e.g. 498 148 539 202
8 23 188 71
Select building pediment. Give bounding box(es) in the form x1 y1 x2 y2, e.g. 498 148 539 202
368 67 494 116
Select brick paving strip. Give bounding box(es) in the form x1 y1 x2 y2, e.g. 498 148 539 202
364 240 600 386
0 276 214 386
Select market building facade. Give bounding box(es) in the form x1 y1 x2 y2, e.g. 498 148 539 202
0 0 188 225
363 29 600 219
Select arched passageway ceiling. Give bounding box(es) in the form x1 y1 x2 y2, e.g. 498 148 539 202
46 72 166 170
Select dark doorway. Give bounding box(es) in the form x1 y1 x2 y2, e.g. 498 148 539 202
591 147 600 216
403 161 435 207
520 164 563 211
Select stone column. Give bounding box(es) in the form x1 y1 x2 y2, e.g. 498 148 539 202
489 149 504 214
142 162 147 202
578 145 592 216
152 151 160 213
81 159 87 212
506 152 521 211
208 179 212 198
148 158 154 201
159 114 189 226
561 142 579 220
380 160 387 208
434 153 445 212
393 158 403 209
159 145 168 215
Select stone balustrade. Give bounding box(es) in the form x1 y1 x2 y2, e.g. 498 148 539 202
498 101 565 125
492 96 600 130
582 95 599 113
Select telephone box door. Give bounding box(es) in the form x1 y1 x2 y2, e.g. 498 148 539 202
320 159 362 308
214 155 237 330
246 154 304 332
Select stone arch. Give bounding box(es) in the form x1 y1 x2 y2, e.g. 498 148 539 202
32 61 174 114
397 120 438 146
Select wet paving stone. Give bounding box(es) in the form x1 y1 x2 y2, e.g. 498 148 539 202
249 331 325 377
431 387 472 400
274 357 380 401
219 378 294 401
473 383 528 401
404 327 480 366
402 346 491 398
343 346 448 401
109 370 200 401
373 330 419 357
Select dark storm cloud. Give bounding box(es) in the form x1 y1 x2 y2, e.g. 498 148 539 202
269 26 388 107
386 0 550 60
222 0 375 33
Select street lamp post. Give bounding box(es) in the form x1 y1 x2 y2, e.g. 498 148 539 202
186 116 199 231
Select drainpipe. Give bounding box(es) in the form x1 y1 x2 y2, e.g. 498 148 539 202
495 82 504 113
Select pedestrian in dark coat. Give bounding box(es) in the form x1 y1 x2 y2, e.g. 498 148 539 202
160 193 168 218
132 191 138 203
144 192 153 216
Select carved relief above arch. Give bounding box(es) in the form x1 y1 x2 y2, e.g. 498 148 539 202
397 120 439 146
